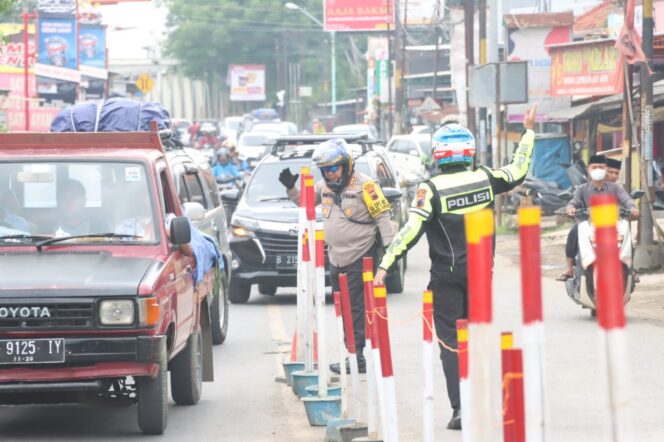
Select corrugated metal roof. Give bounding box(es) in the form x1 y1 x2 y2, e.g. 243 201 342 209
504 11 574 28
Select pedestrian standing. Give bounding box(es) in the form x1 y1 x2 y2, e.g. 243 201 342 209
374 107 539 430
279 138 395 374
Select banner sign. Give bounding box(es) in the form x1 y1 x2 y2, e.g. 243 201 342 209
37 17 79 82
79 24 107 80
228 64 266 102
324 0 395 32
0 24 36 74
37 0 76 15
550 40 623 96
507 26 571 122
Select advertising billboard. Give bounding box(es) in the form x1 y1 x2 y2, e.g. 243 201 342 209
324 0 395 32
549 40 623 97
36 16 80 83
0 23 36 74
507 25 571 122
79 24 108 79
228 64 266 102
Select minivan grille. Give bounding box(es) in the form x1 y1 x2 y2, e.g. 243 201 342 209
0 302 94 330
256 231 298 255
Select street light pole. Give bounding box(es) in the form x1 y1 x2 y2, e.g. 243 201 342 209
20 11 35 132
285 2 336 115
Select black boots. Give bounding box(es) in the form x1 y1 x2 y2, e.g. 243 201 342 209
329 353 366 374
447 408 461 430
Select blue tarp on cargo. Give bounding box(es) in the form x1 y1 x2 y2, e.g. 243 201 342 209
50 97 171 133
531 135 571 189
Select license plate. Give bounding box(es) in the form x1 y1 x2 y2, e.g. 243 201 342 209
0 338 65 365
275 254 298 269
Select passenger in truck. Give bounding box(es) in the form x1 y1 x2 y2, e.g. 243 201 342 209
54 179 107 237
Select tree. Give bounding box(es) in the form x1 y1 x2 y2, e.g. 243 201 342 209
162 0 364 113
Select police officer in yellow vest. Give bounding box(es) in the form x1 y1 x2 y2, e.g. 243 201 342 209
279 138 395 374
374 107 537 430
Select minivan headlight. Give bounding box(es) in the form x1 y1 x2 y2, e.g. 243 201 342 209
99 300 135 325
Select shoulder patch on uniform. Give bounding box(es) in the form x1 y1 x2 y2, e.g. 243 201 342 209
362 181 390 217
415 188 427 208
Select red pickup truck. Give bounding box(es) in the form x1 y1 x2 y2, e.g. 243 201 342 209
0 129 217 434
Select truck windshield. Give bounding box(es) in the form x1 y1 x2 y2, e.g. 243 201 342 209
0 161 158 244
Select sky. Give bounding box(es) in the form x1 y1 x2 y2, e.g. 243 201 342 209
99 0 168 61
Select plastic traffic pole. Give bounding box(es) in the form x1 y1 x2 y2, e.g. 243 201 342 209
457 319 470 442
304 175 316 372
339 273 361 420
517 206 546 441
315 229 328 397
334 292 348 417
363 257 386 438
302 228 314 371
294 167 310 361
361 276 378 437
422 291 435 442
501 333 525 442
464 208 495 442
374 284 399 442
590 194 633 441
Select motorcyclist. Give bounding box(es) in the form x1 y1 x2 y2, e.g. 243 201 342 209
557 155 639 281
279 138 395 375
198 129 219 149
374 107 538 430
212 148 242 180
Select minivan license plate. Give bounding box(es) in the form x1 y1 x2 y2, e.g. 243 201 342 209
0 338 65 364
275 255 298 269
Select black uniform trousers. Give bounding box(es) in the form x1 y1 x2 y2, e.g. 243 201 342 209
329 246 377 358
430 271 468 410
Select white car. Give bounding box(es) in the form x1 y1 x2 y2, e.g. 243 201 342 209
385 134 433 182
237 132 274 161
332 124 378 140
250 121 296 135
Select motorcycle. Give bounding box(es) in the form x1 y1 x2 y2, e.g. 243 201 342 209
511 161 587 214
564 190 644 317
216 175 245 225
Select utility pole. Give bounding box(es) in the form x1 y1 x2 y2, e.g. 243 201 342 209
395 0 408 135
640 0 655 247
464 0 475 134
488 0 499 169
478 0 487 166
386 0 393 139
432 0 441 102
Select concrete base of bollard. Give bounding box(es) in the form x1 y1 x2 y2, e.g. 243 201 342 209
339 422 369 442
301 396 342 426
282 361 305 386
351 436 382 442
323 417 356 442
634 244 663 272
292 370 319 397
305 383 341 397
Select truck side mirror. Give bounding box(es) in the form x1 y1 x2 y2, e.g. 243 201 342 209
183 202 206 222
382 187 403 203
170 216 191 245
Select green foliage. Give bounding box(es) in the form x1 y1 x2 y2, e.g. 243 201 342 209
163 0 365 106
0 1 37 21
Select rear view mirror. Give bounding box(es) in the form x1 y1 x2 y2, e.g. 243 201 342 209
220 189 240 204
382 187 403 203
170 216 191 245
409 149 420 157
631 190 645 200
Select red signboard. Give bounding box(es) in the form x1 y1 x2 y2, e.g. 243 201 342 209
324 0 395 32
549 40 623 96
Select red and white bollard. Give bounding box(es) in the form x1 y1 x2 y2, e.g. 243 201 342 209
315 229 328 396
422 290 435 442
333 292 348 417
501 332 525 442
457 319 470 442
464 208 495 442
374 283 399 442
590 194 633 441
294 167 311 362
339 273 361 419
303 174 316 372
518 206 547 441
363 257 385 439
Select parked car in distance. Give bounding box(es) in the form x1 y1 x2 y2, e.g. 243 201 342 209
237 132 274 161
250 121 297 136
410 124 432 135
220 134 407 304
386 133 433 180
332 123 379 140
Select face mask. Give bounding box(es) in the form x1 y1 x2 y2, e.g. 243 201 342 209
590 168 606 181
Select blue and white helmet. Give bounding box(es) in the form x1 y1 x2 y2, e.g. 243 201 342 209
431 123 476 167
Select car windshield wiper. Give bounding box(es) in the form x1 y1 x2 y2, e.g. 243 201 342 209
0 234 53 243
35 233 144 251
258 196 292 202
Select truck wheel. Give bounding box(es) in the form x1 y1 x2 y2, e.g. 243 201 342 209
137 339 168 435
258 283 277 296
385 258 405 294
211 271 229 345
229 278 251 304
170 329 203 406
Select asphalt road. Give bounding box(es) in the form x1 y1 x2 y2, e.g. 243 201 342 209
1 238 663 441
